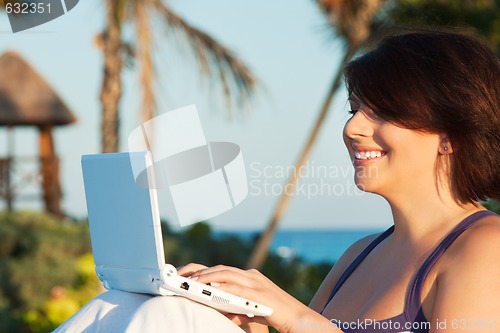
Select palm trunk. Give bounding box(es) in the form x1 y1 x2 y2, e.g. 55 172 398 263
100 0 123 153
245 43 359 269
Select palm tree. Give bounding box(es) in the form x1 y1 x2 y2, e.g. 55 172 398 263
97 0 257 153
246 0 384 269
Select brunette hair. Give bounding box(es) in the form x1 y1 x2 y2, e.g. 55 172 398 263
344 29 500 203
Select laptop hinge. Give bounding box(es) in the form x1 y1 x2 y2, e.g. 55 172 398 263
95 265 174 296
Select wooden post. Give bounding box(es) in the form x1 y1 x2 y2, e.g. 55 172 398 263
0 127 14 211
39 125 63 218
6 126 13 211
0 158 13 211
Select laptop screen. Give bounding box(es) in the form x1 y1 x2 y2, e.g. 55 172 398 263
81 152 165 270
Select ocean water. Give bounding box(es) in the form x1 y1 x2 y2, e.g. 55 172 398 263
214 229 383 264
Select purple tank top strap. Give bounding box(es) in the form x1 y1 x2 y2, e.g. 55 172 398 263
405 210 498 318
320 226 395 314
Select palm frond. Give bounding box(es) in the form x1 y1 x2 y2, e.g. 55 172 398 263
152 0 257 110
133 0 155 123
317 0 385 46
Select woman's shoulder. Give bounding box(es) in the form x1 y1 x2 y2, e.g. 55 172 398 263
308 231 384 311
431 211 500 319
445 211 500 261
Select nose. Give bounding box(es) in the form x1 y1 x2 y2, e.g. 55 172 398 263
343 111 374 142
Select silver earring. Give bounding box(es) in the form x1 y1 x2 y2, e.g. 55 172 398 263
443 146 448 151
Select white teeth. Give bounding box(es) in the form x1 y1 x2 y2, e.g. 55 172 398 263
354 150 383 160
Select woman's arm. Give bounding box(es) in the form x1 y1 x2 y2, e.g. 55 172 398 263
237 322 269 333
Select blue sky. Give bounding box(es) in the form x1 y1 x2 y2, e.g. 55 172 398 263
0 0 392 230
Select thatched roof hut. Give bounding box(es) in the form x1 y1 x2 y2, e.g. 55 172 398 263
0 51 76 218
0 51 76 126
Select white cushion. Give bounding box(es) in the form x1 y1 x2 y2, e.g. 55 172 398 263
53 290 245 333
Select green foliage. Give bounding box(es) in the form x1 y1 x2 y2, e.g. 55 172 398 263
383 0 500 54
0 212 99 333
482 199 500 214
0 212 91 308
164 223 256 269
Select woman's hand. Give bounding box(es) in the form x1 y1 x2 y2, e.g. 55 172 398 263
177 263 312 333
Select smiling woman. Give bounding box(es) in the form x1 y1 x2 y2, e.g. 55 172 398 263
343 30 499 205
54 28 499 333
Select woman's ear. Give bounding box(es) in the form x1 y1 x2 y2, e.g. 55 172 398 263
438 135 453 155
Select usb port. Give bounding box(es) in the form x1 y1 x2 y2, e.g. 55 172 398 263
180 282 190 290
202 289 211 296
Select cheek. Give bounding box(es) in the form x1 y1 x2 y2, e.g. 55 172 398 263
381 129 440 172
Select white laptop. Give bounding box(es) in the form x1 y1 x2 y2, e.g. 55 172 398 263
81 151 272 317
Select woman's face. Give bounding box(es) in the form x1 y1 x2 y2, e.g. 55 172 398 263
343 97 442 199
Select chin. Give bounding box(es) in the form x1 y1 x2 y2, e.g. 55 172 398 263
353 164 384 193
353 177 383 195
354 180 373 193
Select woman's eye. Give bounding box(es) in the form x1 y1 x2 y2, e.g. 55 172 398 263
348 109 359 115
